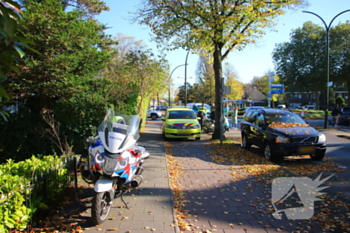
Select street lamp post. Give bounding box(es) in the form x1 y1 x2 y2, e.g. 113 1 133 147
268 71 275 108
208 74 214 103
168 64 187 106
184 50 190 106
303 9 350 129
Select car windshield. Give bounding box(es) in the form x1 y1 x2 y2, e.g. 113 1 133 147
265 112 306 125
168 110 196 119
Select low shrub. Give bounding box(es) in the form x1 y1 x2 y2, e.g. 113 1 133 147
0 155 76 232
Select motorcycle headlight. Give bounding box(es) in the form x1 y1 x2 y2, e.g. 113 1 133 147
103 157 119 175
94 152 104 164
276 136 290 143
318 133 326 143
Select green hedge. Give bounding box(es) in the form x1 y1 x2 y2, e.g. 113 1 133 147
0 155 76 232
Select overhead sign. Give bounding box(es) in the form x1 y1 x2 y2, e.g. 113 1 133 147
270 84 284 89
270 89 285 94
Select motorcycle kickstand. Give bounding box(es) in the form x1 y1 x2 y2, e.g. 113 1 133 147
120 192 129 209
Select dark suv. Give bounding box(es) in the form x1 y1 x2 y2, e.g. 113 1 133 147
338 106 350 126
240 108 327 161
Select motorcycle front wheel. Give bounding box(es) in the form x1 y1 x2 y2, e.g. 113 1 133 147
91 191 112 225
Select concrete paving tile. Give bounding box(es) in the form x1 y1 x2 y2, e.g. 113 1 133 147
196 206 225 214
132 213 154 222
234 213 257 221
223 229 246 233
215 213 236 222
248 220 271 228
118 220 143 230
208 219 233 229
93 218 120 230
224 200 245 207
152 214 174 222
243 228 269 233
238 206 259 213
229 220 252 229
141 221 165 231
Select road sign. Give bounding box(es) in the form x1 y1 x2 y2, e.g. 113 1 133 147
270 84 284 88
269 77 275 82
223 85 231 94
268 94 271 99
270 89 284 94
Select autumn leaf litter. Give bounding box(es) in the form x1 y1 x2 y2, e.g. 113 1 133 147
165 133 350 233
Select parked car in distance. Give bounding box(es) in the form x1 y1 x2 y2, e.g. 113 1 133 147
297 106 307 110
244 106 265 114
240 108 326 161
147 109 162 120
156 106 169 111
186 103 211 117
161 107 201 140
305 105 316 110
339 106 350 126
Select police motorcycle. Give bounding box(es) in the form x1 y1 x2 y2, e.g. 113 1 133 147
80 109 149 225
199 110 229 134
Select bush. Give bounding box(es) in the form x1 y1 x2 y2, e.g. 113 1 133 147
0 155 76 232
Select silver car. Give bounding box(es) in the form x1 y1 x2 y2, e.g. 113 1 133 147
147 109 162 120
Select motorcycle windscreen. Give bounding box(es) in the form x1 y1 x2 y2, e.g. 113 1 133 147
99 122 128 153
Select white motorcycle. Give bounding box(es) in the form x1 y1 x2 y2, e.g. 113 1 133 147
80 109 149 225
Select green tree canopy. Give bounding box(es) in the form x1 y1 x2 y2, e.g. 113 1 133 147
273 21 350 108
273 22 326 94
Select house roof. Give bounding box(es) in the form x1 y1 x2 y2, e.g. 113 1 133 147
244 88 266 102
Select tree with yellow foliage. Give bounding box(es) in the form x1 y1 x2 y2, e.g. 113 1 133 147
134 0 305 139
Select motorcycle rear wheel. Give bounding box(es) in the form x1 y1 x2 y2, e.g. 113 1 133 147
91 191 112 225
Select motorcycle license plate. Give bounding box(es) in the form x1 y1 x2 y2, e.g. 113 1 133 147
299 146 315 154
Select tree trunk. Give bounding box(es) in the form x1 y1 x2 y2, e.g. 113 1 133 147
212 43 223 140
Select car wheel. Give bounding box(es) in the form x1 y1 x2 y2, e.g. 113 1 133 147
263 143 279 161
151 114 157 120
310 150 325 161
241 134 251 149
196 137 200 140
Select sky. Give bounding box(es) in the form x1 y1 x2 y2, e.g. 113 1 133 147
95 0 350 88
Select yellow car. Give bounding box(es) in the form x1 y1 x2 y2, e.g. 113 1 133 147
162 107 201 140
